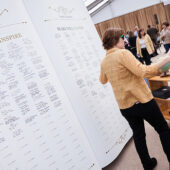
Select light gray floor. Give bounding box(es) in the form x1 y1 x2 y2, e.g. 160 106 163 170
103 121 170 170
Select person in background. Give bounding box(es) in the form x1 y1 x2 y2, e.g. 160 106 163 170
134 26 139 37
136 29 154 65
128 31 137 56
123 34 130 50
147 25 159 55
128 31 144 63
160 21 170 53
100 27 170 170
125 31 129 41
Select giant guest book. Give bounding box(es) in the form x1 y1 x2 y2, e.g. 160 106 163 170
0 0 132 169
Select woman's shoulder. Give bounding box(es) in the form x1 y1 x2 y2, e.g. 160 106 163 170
107 48 130 59
119 49 132 55
136 36 140 42
144 34 151 41
116 49 135 62
145 34 150 38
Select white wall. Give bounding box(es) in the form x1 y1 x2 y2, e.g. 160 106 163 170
163 0 170 5
91 0 162 24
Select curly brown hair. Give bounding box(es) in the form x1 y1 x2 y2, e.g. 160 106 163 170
102 28 124 50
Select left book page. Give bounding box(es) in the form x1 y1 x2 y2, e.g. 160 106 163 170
23 0 132 167
0 0 100 169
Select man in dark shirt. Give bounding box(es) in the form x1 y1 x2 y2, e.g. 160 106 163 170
147 25 159 55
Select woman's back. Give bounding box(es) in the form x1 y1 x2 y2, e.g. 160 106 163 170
100 48 158 109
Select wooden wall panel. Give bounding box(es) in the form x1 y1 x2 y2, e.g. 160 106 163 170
152 3 167 30
135 9 148 31
95 24 102 38
123 12 138 33
144 6 156 28
165 4 170 23
95 3 169 38
97 22 111 38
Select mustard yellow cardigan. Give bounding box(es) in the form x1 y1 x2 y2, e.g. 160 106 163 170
136 34 154 58
100 48 159 109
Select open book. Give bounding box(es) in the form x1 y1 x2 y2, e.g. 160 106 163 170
0 0 132 169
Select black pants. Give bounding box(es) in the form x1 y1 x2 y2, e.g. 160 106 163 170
164 44 170 53
120 99 170 169
130 47 137 57
151 38 158 55
141 48 151 65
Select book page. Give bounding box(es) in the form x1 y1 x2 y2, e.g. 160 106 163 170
24 0 132 167
0 0 100 169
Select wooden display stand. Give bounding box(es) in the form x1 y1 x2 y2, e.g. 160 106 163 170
149 76 170 120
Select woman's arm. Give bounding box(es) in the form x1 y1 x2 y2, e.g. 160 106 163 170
136 38 140 54
120 50 170 78
156 51 170 70
99 65 108 84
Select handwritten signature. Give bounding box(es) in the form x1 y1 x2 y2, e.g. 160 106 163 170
0 9 8 16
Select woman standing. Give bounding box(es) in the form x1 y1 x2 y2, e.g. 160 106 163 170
128 31 144 63
128 31 137 56
100 28 170 170
160 21 170 53
136 29 155 65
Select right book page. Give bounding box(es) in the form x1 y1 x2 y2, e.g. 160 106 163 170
24 0 132 167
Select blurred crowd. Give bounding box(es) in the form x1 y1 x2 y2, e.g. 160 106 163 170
122 21 170 65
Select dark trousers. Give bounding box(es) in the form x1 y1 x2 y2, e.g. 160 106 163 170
141 48 151 65
151 38 158 55
120 99 170 169
164 44 170 53
130 47 137 57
